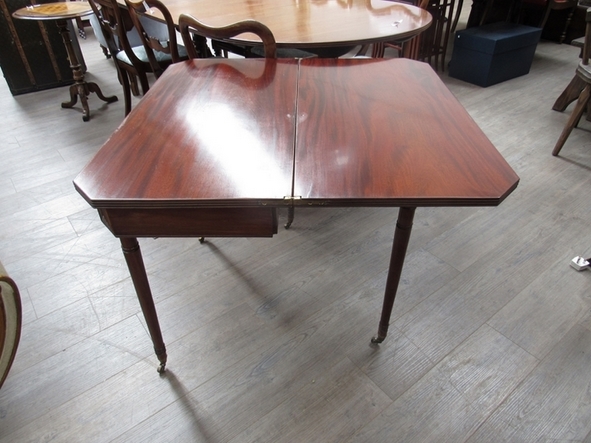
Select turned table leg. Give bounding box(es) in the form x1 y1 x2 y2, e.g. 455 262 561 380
120 237 167 372
371 206 415 344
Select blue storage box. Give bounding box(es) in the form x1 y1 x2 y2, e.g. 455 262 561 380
449 22 542 87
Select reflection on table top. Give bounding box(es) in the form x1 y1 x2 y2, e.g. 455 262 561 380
12 1 93 21
135 0 433 48
74 58 518 209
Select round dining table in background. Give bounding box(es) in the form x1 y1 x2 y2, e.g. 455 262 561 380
13 2 118 121
148 0 433 55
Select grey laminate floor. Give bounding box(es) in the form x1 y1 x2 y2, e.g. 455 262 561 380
1 8 591 443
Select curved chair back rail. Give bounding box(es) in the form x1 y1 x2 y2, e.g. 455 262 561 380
0 262 22 389
125 0 185 77
178 14 277 59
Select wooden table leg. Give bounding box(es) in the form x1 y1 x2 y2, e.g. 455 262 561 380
371 206 416 344
120 237 167 373
56 19 117 121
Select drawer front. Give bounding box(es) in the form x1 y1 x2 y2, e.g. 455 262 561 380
99 207 278 238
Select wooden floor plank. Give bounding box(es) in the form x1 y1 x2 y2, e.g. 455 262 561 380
466 325 591 442
349 325 539 443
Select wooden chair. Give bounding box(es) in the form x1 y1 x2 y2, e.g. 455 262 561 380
178 14 277 59
553 7 591 156
372 0 440 66
125 0 187 78
88 0 156 115
518 0 578 43
0 262 21 389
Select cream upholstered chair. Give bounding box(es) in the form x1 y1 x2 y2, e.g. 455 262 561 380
89 0 181 115
125 0 188 78
0 261 21 389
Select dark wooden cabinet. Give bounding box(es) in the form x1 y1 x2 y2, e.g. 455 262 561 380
0 0 85 95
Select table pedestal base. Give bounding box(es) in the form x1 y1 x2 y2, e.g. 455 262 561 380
57 19 117 121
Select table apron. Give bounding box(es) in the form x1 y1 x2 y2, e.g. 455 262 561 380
98 207 278 238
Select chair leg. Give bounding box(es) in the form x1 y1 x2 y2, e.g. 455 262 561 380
120 70 132 116
559 7 576 44
539 3 553 28
285 206 294 229
129 74 140 97
371 42 385 58
553 84 591 156
138 72 150 96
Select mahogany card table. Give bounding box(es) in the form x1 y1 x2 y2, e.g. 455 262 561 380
74 58 519 373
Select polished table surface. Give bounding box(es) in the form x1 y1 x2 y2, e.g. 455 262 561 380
137 0 432 49
12 1 94 20
74 58 519 372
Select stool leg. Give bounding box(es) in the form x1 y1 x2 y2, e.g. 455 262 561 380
553 75 586 112
553 84 591 156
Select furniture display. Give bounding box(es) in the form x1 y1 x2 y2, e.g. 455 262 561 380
469 0 578 42
421 0 458 69
375 0 466 71
552 7 591 155
0 261 21 390
88 0 159 116
178 14 276 59
518 0 577 43
0 0 85 95
12 2 118 121
74 57 519 374
552 7 589 117
137 0 432 54
72 0 91 38
122 0 186 114
371 0 430 62
449 21 542 86
125 0 186 76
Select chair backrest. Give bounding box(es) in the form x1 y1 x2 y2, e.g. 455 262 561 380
88 0 143 66
178 14 277 59
125 0 182 76
0 262 21 389
583 7 591 66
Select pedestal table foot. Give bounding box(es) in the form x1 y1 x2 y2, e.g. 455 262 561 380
61 84 79 108
87 81 118 104
57 19 117 121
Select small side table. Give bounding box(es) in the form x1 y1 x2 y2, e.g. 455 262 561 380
13 2 117 121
